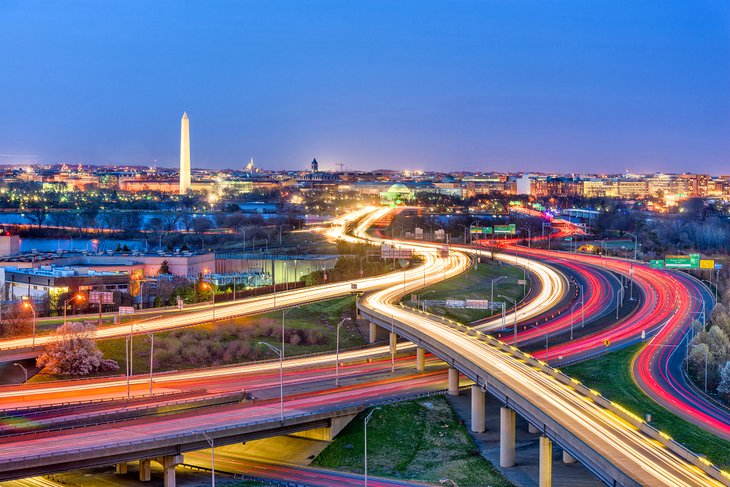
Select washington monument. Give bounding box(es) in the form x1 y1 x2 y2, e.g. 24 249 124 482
179 112 191 194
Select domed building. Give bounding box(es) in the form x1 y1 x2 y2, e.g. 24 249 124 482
380 183 414 205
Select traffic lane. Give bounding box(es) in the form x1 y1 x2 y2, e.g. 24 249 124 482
0 372 450 463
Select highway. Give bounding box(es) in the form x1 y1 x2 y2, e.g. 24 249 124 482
0 206 725 486
354 208 727 486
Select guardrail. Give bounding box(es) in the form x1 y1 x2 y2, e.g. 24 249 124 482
0 380 454 470
360 301 730 486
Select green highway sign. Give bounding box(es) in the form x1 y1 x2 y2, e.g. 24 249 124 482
494 224 516 234
664 254 701 269
650 260 665 269
483 227 493 234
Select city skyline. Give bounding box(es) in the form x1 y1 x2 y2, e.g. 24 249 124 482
1 1 729 173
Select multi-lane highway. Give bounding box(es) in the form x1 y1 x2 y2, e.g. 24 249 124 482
0 206 726 486
354 207 727 486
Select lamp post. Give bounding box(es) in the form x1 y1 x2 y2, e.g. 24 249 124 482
522 226 532 249
625 232 638 260
490 276 508 306
13 362 28 382
335 318 351 387
420 290 436 312
201 431 215 487
201 282 215 320
258 341 284 422
63 293 85 327
22 301 36 347
364 407 381 487
499 294 518 340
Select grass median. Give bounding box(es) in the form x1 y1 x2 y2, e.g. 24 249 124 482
313 395 512 487
403 259 526 324
564 344 730 468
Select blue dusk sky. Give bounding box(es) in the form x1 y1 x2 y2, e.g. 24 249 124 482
0 0 728 173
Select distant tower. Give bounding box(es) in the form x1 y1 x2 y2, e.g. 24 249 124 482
311 158 319 172
179 112 191 194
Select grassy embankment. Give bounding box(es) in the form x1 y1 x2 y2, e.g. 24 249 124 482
29 296 362 382
403 259 526 324
313 396 512 487
564 344 730 468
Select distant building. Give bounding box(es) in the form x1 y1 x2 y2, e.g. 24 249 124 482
311 158 319 172
3 266 130 301
380 183 414 205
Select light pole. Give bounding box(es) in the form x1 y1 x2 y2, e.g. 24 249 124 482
490 276 508 306
364 407 381 487
201 282 215 320
63 293 85 327
13 363 28 382
22 301 36 347
258 341 284 422
335 318 351 387
420 290 436 312
145 331 154 395
201 431 215 487
499 294 518 340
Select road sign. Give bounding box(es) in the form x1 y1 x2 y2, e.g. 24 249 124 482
89 291 114 304
716 263 724 270
465 299 489 309
700 259 715 269
177 296 184 310
517 279 527 285
445 299 465 309
494 224 516 234
603 339 611 347
665 254 700 269
649 260 665 269
118 306 135 315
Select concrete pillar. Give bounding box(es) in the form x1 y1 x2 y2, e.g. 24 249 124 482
500 407 516 467
448 367 459 396
369 323 378 343
389 332 397 355
161 454 183 487
139 459 151 482
416 347 425 372
562 450 576 464
470 385 486 433
115 462 128 474
540 436 553 487
528 423 540 434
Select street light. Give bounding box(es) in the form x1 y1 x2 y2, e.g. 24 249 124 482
258 341 284 422
63 293 85 327
420 290 437 312
364 407 381 487
201 431 215 487
22 300 36 347
13 363 28 382
335 318 352 387
490 276 508 306
625 232 638 260
201 282 215 320
498 294 518 340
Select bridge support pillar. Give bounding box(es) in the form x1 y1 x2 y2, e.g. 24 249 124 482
369 322 378 343
500 407 516 467
528 423 539 434
389 332 397 355
161 454 183 487
115 462 127 474
471 385 486 433
540 436 553 487
416 347 425 372
447 368 459 396
562 450 576 464
139 459 151 482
